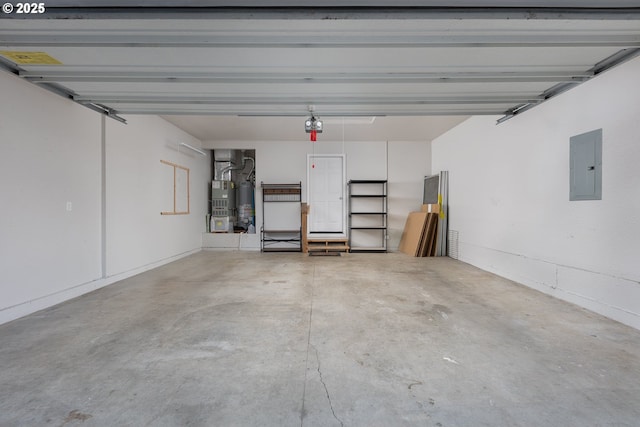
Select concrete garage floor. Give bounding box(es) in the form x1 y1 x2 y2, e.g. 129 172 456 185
1 252 640 427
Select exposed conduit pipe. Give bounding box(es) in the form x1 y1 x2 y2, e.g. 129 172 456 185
221 163 244 181
221 155 255 181
243 156 255 182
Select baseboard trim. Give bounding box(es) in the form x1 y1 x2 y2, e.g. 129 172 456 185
457 242 640 331
0 248 201 326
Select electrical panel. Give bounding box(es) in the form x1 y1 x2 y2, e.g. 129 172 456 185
570 129 602 201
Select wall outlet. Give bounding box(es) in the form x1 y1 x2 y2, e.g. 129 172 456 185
66 202 73 211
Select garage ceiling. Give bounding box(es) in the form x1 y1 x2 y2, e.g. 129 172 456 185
1 2 640 133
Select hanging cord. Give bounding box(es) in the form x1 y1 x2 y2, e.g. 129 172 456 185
311 122 316 169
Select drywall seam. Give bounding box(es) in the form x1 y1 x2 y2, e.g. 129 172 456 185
460 240 639 285
458 242 640 324
557 287 640 317
386 140 389 180
101 114 107 279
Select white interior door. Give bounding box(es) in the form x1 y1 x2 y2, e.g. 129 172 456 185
308 155 345 234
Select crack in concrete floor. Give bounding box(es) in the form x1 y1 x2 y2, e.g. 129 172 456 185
314 344 344 427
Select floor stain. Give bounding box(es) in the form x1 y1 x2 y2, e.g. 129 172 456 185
414 303 453 322
408 381 423 390
60 410 92 426
432 304 452 315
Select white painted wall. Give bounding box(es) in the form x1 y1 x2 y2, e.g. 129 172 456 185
0 71 210 324
0 72 102 323
106 116 210 275
203 139 430 250
388 141 432 248
432 56 640 330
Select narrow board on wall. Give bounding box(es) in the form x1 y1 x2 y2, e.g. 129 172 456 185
436 171 449 257
424 171 449 256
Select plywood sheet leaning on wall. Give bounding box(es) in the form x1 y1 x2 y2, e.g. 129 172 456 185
419 205 440 257
398 212 428 256
420 213 439 257
399 208 439 257
421 204 440 214
430 214 440 256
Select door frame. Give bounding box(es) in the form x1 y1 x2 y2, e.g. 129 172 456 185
306 154 347 238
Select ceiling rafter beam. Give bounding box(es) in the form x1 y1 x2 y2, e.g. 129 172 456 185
0 56 127 123
71 96 543 105
497 46 640 123
110 108 507 116
22 71 593 84
2 35 639 48
5 6 640 21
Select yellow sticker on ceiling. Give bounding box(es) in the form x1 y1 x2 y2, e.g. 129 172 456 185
0 51 62 65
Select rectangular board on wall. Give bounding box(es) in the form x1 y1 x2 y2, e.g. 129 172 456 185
423 174 440 204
